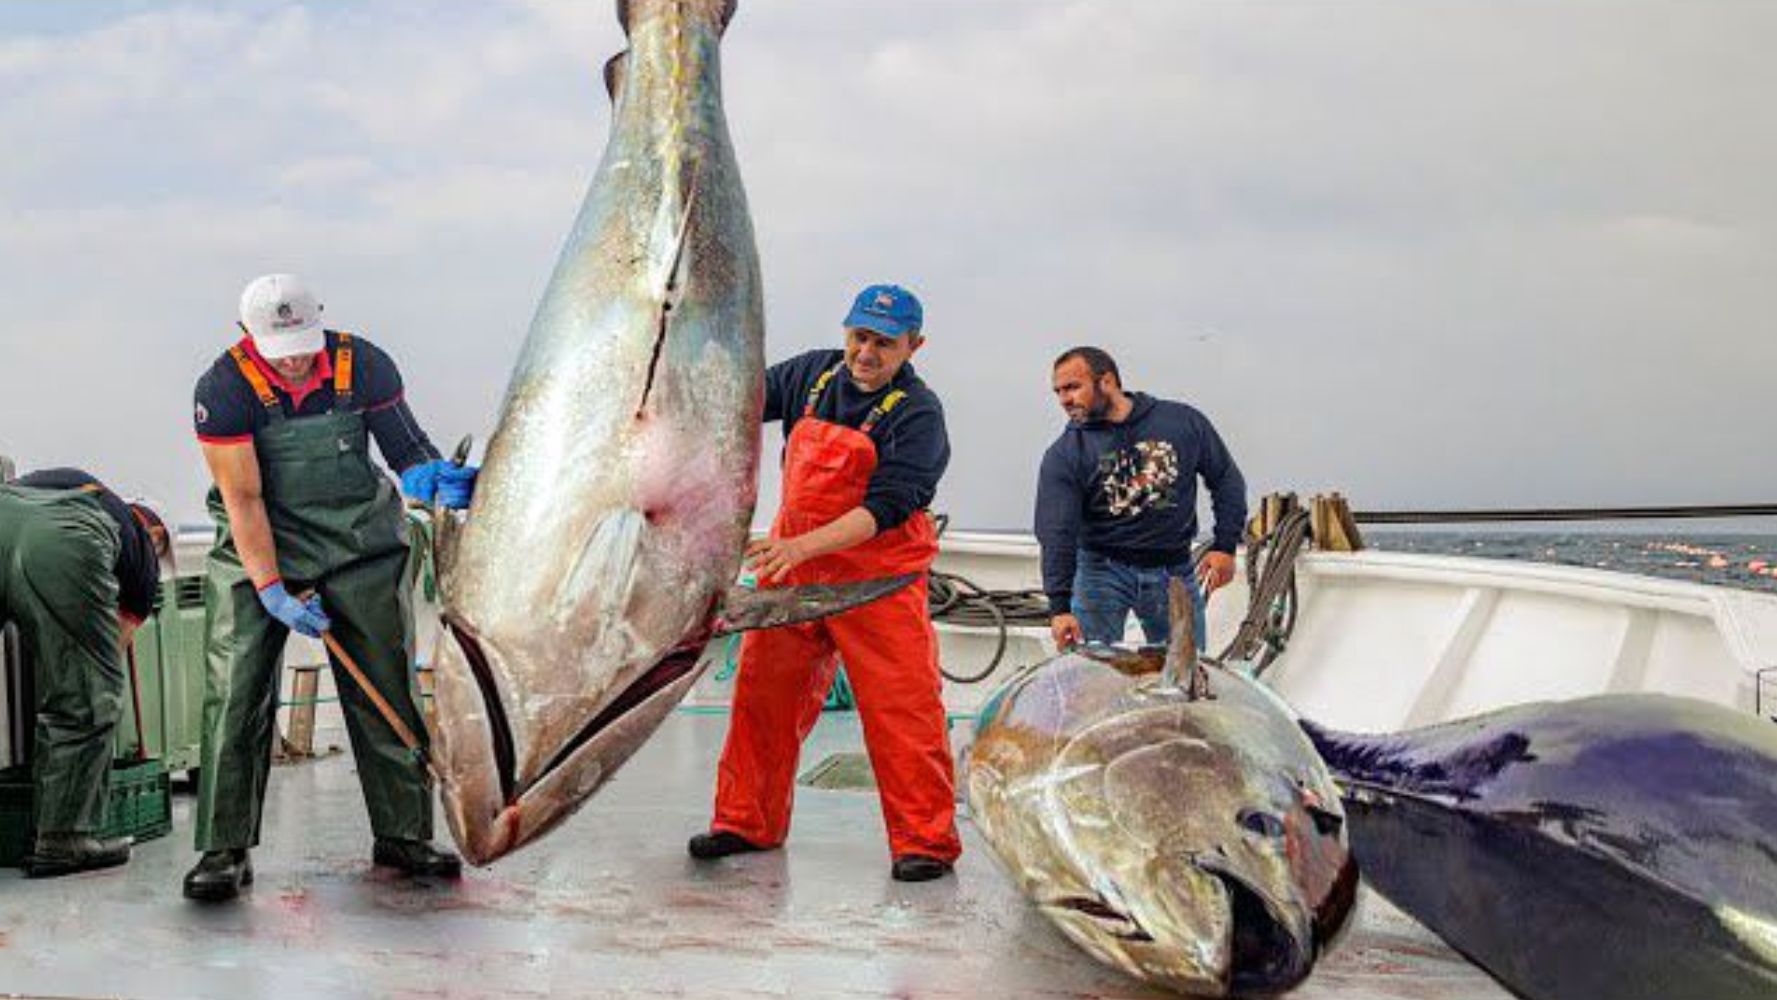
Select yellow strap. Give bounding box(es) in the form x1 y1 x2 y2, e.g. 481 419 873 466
334 332 354 396
861 389 908 433
228 345 279 409
803 363 844 416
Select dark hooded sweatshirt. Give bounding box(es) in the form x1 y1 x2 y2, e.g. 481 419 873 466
1033 392 1247 615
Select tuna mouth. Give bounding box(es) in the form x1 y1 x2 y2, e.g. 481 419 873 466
533 643 705 781
1213 871 1309 996
441 623 703 800
444 619 518 804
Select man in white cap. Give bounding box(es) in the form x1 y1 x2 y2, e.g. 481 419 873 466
185 273 475 901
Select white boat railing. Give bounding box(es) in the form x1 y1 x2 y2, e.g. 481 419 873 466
921 531 1777 729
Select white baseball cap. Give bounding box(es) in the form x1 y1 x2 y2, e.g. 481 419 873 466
239 273 324 359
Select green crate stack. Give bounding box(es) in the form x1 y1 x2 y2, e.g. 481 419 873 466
0 758 172 867
117 574 206 774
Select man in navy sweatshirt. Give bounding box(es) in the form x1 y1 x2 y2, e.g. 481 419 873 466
1034 346 1247 650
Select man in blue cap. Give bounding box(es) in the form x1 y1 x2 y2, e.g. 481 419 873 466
691 283 962 882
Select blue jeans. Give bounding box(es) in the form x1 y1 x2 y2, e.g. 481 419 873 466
1072 549 1207 650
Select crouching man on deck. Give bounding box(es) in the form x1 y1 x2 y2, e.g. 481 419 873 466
690 283 962 882
1036 346 1248 651
185 273 475 901
0 468 169 877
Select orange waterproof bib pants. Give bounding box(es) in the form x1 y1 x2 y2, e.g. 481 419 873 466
711 387 961 862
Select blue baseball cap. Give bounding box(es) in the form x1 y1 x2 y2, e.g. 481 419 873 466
843 283 923 338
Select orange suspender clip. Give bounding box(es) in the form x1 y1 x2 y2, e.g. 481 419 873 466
334 332 354 399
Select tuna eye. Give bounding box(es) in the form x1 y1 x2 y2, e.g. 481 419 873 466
1238 809 1286 839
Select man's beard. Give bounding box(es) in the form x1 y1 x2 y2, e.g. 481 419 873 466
1083 385 1112 421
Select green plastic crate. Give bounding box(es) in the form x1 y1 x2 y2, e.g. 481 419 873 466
102 757 173 844
119 574 207 774
0 757 172 867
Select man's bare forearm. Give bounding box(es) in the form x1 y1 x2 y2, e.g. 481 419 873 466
201 442 283 588
220 491 281 587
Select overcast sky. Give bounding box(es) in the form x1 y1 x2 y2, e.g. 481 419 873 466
1 0 1772 530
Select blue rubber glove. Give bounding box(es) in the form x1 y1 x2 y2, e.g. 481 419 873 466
435 464 478 510
400 459 453 505
257 580 331 638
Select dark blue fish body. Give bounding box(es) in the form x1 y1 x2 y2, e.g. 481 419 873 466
1304 694 1777 1000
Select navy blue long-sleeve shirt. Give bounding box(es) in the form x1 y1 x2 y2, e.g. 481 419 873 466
1034 392 1247 615
764 349 949 530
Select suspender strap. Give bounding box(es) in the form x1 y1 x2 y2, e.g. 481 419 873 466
860 388 908 435
228 345 280 411
333 332 354 408
802 362 846 418
802 362 908 435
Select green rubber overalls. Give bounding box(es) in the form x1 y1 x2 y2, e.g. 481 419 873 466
0 483 125 835
193 336 432 851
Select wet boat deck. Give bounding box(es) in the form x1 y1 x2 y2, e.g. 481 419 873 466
0 713 1509 999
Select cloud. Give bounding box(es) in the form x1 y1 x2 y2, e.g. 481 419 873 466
1 0 1774 530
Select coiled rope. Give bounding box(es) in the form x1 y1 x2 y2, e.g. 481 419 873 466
927 515 1052 683
1211 507 1311 676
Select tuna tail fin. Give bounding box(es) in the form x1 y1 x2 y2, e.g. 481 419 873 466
713 573 919 635
617 0 737 37
1300 718 1533 801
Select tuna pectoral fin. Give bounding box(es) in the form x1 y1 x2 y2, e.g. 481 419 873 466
1300 717 1533 798
567 508 647 627
712 573 920 635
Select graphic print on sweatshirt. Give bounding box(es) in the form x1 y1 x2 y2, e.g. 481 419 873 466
1096 439 1180 518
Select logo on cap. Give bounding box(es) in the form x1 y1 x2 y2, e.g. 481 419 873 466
874 291 895 309
271 301 308 330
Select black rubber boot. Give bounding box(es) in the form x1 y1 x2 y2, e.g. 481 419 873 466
687 830 768 860
373 838 463 878
22 832 131 879
891 854 953 883
183 849 253 901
